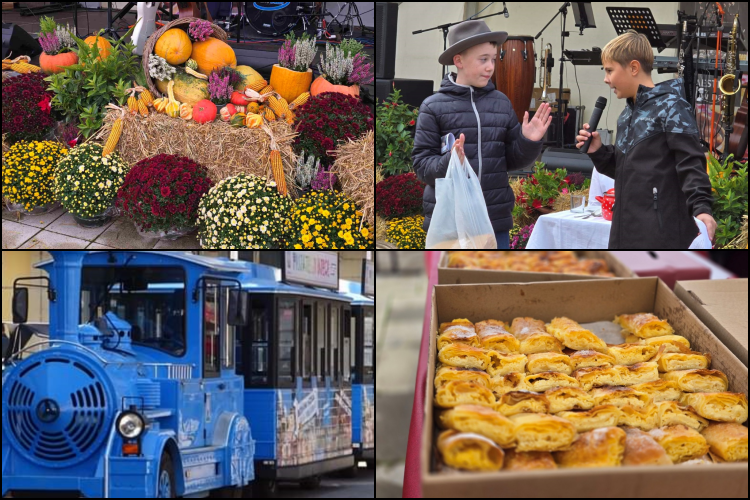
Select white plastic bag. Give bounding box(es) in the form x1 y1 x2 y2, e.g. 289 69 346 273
426 149 497 249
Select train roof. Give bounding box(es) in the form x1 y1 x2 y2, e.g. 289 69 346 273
339 280 374 306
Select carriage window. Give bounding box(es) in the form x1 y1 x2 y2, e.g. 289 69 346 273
351 313 358 382
249 303 270 385
364 310 374 382
330 306 340 382
343 309 351 382
279 300 296 384
204 287 221 377
302 304 313 379
223 290 236 369
316 302 327 378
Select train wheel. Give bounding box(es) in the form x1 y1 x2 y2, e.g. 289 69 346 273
157 453 177 498
300 475 321 490
252 479 277 498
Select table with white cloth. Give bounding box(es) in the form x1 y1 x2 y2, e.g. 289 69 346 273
526 210 712 249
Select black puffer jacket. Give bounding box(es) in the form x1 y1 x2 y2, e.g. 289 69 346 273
412 73 542 233
587 78 713 249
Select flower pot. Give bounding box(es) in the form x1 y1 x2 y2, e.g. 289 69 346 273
39 50 79 74
310 76 360 98
136 224 196 241
73 212 112 228
6 201 60 215
270 65 313 103
534 206 555 215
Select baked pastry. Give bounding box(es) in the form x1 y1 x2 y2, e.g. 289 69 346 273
656 351 711 372
486 351 527 377
660 369 728 393
613 362 660 386
700 423 748 462
476 320 520 354
618 404 660 431
437 325 480 351
614 313 674 338
557 405 623 432
680 392 748 424
523 371 580 392
590 386 652 410
569 350 616 370
435 380 495 408
439 404 515 447
546 317 609 353
526 352 572 375
656 401 709 432
545 387 595 413
490 372 527 398
621 427 673 466
434 366 491 389
572 366 621 391
503 449 557 470
437 343 490 371
630 379 683 403
516 332 564 355
643 335 690 353
439 318 474 332
648 424 709 463
494 390 550 417
607 343 658 366
509 413 578 452
553 427 626 468
509 316 547 337
437 430 505 471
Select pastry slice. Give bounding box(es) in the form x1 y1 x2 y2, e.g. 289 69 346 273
510 413 578 452
545 387 595 413
614 313 674 338
661 369 728 393
621 427 672 466
503 449 557 470
439 404 515 447
618 404 660 431
523 371 580 392
648 424 709 463
701 422 748 462
656 351 711 372
516 331 564 355
630 379 683 403
477 320 521 354
486 351 527 377
572 366 621 391
643 335 690 353
509 316 547 337
490 372 527 398
526 352 572 375
435 380 495 408
569 350 616 370
680 392 748 424
656 401 709 432
437 343 490 371
554 427 626 468
607 343 658 366
434 366 491 389
613 362 660 386
437 430 505 471
494 390 550 417
546 317 609 354
590 386 652 410
557 405 623 433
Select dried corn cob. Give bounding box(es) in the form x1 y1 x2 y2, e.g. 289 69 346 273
289 92 310 110
270 150 287 196
102 104 126 157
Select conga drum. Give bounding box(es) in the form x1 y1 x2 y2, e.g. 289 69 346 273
492 36 535 124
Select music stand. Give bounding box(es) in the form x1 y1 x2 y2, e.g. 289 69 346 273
606 7 666 52
103 1 137 41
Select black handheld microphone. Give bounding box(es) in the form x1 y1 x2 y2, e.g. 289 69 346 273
503 2 509 17
581 96 607 154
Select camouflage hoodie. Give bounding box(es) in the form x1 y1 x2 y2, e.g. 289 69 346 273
587 78 713 248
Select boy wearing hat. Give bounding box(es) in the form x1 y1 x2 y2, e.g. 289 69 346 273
412 20 552 249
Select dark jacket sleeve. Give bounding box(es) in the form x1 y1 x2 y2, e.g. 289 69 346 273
412 101 451 187
504 110 543 170
667 132 713 217
587 144 617 179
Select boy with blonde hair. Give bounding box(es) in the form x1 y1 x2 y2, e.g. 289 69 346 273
576 30 715 248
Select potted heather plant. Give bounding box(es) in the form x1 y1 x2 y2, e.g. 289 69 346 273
38 16 79 74
270 32 316 103
310 39 373 98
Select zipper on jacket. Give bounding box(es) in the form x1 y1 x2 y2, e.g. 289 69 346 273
469 87 483 184
653 187 664 231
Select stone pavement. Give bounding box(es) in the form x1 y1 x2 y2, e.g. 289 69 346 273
376 252 428 498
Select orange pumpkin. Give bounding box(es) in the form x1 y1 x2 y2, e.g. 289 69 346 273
310 76 360 98
39 50 78 74
154 28 192 65
83 35 112 62
190 38 236 75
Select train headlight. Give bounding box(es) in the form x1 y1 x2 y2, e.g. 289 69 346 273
117 411 145 439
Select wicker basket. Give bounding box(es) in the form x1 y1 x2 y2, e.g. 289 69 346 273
142 17 228 99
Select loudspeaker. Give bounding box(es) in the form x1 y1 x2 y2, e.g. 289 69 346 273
376 2 398 79
376 78 434 109
2 23 42 60
540 147 596 176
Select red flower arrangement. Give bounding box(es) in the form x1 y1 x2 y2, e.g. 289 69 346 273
115 154 214 233
376 172 425 220
2 73 56 143
294 92 373 167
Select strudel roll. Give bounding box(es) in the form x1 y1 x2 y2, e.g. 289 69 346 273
490 372 527 398
516 332 564 355
439 404 516 447
434 366 491 389
613 362 660 386
607 343 658 366
553 427 626 468
486 351 527 377
656 401 709 432
503 450 557 470
523 371 580 392
618 404 660 431
590 386 653 410
435 380 496 408
643 335 690 353
476 320 520 354
437 430 505 471
648 424 709 463
614 313 674 339
439 318 474 332
545 387 595 413
630 379 683 403
701 423 748 462
510 413 578 452
557 405 623 432
546 317 609 354
526 352 572 375
660 369 728 393
621 428 672 466
572 366 621 391
656 351 711 372
437 326 479 351
438 343 490 371
680 392 748 424
509 316 547 337
569 350 616 370
494 390 550 417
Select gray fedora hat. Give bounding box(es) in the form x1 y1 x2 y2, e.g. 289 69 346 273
438 20 508 66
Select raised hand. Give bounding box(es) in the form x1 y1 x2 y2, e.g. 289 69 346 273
452 133 466 163
522 102 553 142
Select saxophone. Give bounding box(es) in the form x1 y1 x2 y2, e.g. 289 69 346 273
719 13 740 126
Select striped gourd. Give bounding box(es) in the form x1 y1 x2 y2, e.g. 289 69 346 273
270 150 287 196
289 92 310 110
102 105 126 157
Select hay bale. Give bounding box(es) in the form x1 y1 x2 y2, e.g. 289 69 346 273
330 130 374 228
92 109 300 197
553 187 590 213
376 215 387 242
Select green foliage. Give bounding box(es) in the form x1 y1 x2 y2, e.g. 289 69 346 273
338 38 364 58
708 154 748 248
376 86 418 177
44 25 139 138
39 15 57 35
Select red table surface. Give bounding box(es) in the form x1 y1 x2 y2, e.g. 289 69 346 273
400 251 725 498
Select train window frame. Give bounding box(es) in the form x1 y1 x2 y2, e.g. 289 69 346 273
330 304 340 383
277 298 297 387
203 281 223 379
222 288 236 370
301 300 314 381
364 308 374 384
241 295 273 388
343 307 352 383
316 301 327 379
